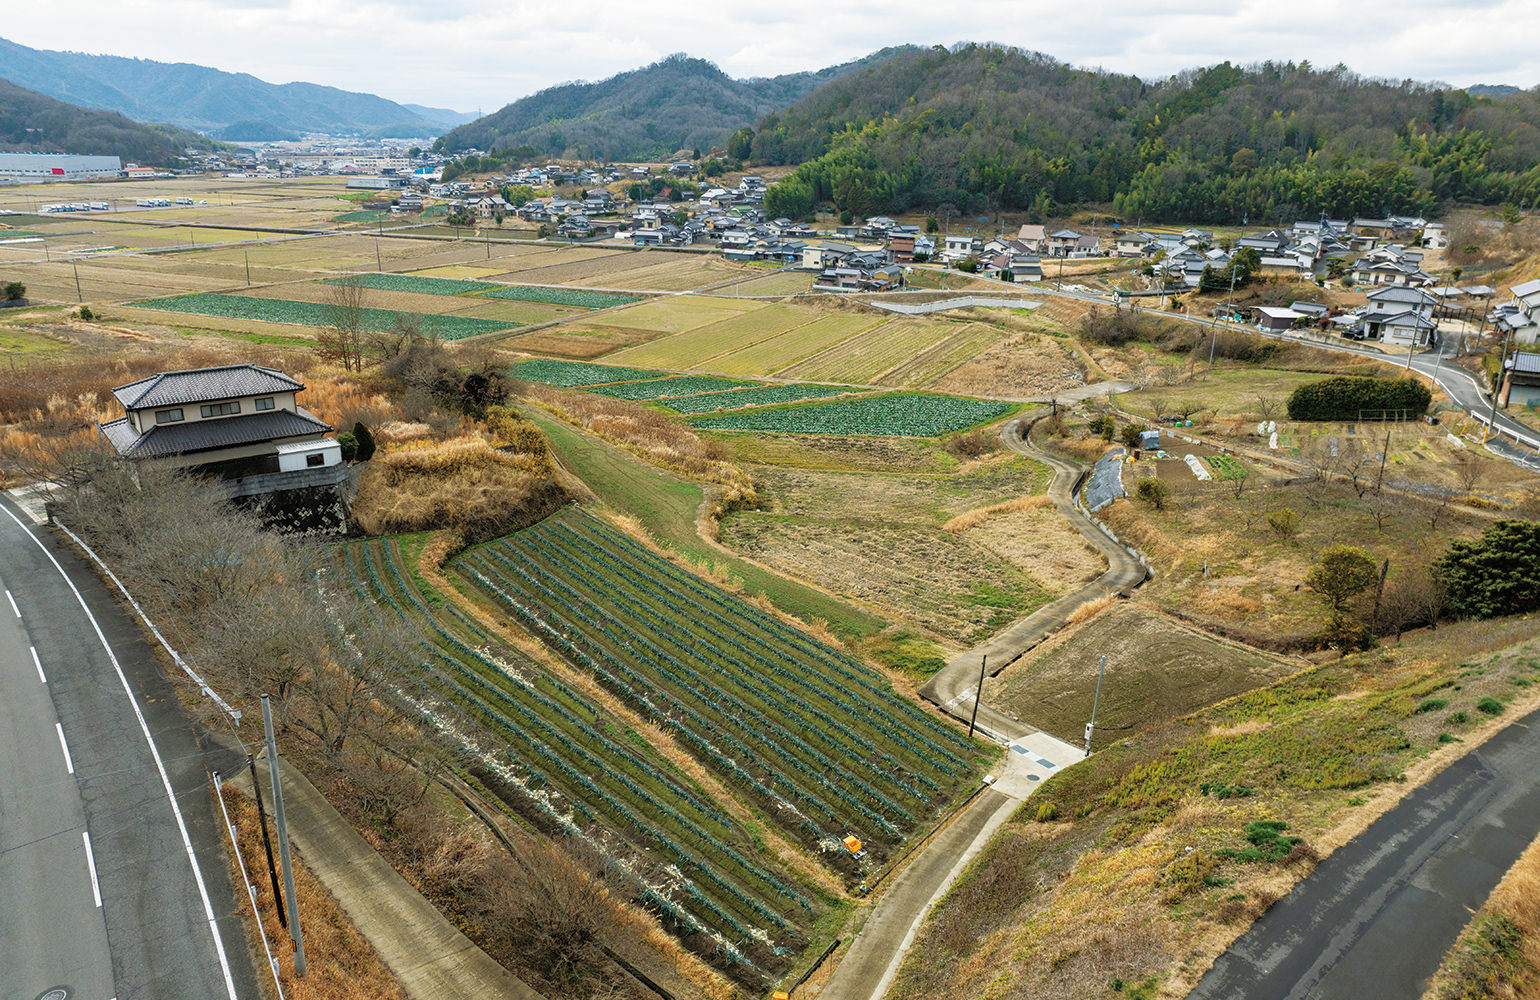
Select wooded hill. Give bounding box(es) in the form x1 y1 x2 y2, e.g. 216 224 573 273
0 77 215 165
753 44 1540 224
435 51 908 162
0 36 474 136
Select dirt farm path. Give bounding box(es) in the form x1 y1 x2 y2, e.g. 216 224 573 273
818 411 1148 1000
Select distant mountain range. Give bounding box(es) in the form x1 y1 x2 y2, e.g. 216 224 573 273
0 76 218 165
0 36 475 137
435 51 910 162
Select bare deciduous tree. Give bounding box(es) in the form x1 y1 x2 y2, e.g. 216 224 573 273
319 276 367 372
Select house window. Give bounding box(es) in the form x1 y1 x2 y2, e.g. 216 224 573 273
305 453 325 468
154 408 183 424
200 401 241 418
255 396 275 411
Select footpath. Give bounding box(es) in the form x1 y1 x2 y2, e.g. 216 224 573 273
237 749 549 1000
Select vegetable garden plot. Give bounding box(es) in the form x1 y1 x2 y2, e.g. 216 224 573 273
322 272 497 295
451 511 981 867
690 393 1013 437
661 383 856 413
336 538 818 974
509 358 666 386
478 285 641 309
587 375 760 401
131 292 515 340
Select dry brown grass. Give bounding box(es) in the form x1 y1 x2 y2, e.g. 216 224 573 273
352 410 565 542
1068 593 1117 624
218 784 406 1000
942 494 1053 532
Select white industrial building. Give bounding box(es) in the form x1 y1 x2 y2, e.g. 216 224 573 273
0 154 123 180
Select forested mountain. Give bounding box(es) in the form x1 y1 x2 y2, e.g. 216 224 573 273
436 51 910 161
0 77 211 165
754 44 1540 224
0 36 469 135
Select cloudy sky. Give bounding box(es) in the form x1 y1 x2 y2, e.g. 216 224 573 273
6 0 1535 112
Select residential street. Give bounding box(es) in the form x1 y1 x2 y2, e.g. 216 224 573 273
0 500 257 1000
1188 704 1540 1000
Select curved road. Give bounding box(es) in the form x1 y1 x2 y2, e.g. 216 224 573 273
820 414 1148 1000
0 500 257 1000
1188 703 1540 1000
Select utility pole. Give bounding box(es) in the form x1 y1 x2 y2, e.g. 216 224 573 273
1084 654 1106 757
968 654 987 740
262 695 306 976
244 249 252 287
1487 327 1512 442
247 754 286 928
71 260 82 302
375 238 383 272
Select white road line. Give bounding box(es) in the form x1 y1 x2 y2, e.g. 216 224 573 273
5 589 17 617
31 645 45 683
56 722 74 774
0 505 239 1000
82 830 102 907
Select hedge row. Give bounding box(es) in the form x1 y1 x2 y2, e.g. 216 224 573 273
1285 376 1432 421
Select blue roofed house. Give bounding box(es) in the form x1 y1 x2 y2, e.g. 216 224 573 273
97 364 348 507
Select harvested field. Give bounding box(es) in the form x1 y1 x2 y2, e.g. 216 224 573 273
500 326 661 358
931 330 1089 399
880 322 1008 387
570 255 751 291
722 514 1052 643
777 317 957 384
608 303 819 368
719 270 816 296
691 314 882 377
986 603 1298 743
591 296 761 335
958 505 1107 593
749 459 1049 524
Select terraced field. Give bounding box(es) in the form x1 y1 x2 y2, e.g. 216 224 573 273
608 303 819 368
452 511 981 843
589 295 760 334
335 535 822 978
879 322 1008 387
714 314 885 378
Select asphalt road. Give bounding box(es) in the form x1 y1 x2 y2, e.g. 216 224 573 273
0 501 258 1000
1188 704 1540 1000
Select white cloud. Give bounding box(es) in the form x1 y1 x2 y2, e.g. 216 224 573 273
3 0 1532 112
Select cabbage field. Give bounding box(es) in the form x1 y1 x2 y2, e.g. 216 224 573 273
690 393 1013 437
133 292 515 339
509 358 665 386
479 284 641 309
587 375 757 401
322 273 497 295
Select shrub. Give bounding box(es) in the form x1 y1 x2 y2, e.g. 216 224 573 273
1415 698 1448 713
77 305 95 321
1476 697 1505 716
351 421 377 461
1448 711 1469 725
956 255 980 274
1120 424 1144 450
1437 732 1460 743
1267 507 1302 541
1433 520 1540 619
1034 802 1060 822
336 431 359 462
3 281 24 301
1079 307 1156 346
1088 414 1116 440
1216 820 1303 863
1285 376 1432 421
1136 478 1171 509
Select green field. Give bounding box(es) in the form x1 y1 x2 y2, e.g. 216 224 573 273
509 358 666 386
586 375 759 401
521 409 888 641
691 393 1015 437
132 292 516 339
323 272 497 295
340 533 830 976
661 384 857 413
478 284 642 309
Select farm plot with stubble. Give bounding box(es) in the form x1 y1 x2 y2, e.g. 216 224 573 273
690 393 1014 437
711 313 885 378
335 535 826 981
589 295 761 334
608 303 823 368
779 317 960 384
448 512 984 958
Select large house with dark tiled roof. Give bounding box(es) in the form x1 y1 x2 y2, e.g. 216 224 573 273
98 364 345 498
